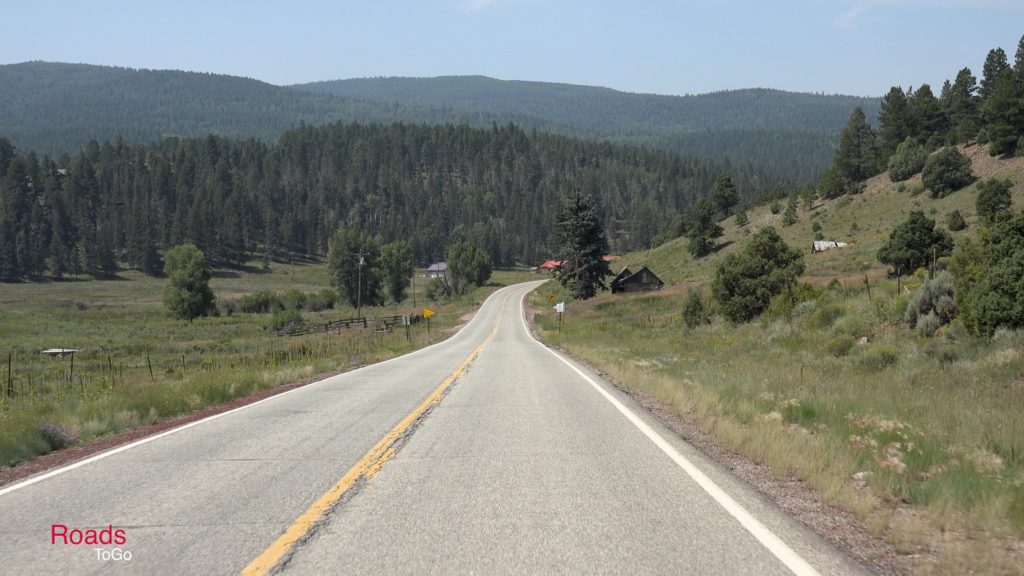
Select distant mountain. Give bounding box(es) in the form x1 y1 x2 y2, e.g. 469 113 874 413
0 62 505 157
0 63 880 187
294 76 882 184
295 76 880 136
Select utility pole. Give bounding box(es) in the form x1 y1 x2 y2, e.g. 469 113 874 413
356 253 364 319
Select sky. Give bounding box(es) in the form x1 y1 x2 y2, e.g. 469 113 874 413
1 0 1021 97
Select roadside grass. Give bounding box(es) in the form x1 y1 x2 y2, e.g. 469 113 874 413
0 260 533 469
530 279 1024 574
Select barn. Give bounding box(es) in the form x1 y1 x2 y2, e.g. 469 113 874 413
610 266 664 293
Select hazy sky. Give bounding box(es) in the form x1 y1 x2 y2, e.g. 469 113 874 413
1 0 1021 97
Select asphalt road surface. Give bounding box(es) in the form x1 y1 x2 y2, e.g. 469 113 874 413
0 281 867 575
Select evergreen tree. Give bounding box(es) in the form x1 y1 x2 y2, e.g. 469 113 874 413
887 137 928 182
554 184 611 299
952 210 1024 336
686 198 724 258
982 68 1024 156
975 178 1014 225
834 107 880 182
878 87 914 160
981 48 1010 102
782 194 798 226
380 240 414 303
944 68 981 144
946 210 966 232
877 211 954 276
909 84 947 146
922 146 975 197
734 207 749 227
162 243 215 322
710 173 739 217
327 228 383 309
712 227 805 323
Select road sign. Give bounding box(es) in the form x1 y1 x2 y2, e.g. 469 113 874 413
547 293 556 303
554 302 565 313
423 308 434 319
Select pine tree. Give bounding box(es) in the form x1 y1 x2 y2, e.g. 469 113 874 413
711 173 739 217
909 84 947 147
555 184 611 300
944 68 980 144
686 198 724 258
981 48 1010 102
879 87 914 160
835 107 880 182
877 211 954 276
983 68 1024 156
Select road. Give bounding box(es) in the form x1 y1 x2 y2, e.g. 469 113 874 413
0 281 866 575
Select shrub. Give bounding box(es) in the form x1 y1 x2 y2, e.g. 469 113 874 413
922 147 975 198
238 290 284 314
975 178 1014 225
809 303 845 330
37 421 77 451
945 210 966 231
888 137 928 182
877 211 953 276
955 212 1024 336
827 335 855 357
423 278 451 302
905 271 957 334
769 201 782 214
859 345 899 370
282 289 308 310
267 309 303 333
682 288 710 329
307 289 337 312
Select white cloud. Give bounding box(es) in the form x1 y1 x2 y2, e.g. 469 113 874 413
834 5 866 30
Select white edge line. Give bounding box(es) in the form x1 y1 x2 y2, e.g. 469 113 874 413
517 288 821 576
0 283 535 498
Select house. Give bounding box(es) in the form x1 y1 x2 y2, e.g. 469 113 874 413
537 260 562 274
811 240 848 253
611 266 664 293
426 262 448 278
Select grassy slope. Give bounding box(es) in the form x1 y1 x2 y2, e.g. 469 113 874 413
537 145 1024 574
0 261 533 468
619 143 1024 285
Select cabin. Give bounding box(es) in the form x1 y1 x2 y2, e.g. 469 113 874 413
537 260 562 274
611 266 664 293
426 262 448 278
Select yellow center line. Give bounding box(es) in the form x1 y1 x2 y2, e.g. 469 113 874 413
240 291 513 576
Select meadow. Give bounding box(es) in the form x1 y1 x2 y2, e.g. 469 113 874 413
0 260 533 469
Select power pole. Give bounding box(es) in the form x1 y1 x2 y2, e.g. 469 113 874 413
356 253 364 319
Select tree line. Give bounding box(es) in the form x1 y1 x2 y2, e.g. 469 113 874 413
0 122 742 282
826 35 1024 193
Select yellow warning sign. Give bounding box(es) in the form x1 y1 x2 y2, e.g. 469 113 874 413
547 293 556 302
423 308 435 319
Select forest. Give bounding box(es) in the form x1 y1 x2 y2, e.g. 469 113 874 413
0 63 877 188
0 122 737 281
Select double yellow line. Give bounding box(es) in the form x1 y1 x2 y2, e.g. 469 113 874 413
241 292 511 576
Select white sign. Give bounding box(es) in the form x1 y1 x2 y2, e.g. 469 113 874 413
554 302 565 313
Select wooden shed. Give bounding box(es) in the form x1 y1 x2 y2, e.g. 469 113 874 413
611 266 664 293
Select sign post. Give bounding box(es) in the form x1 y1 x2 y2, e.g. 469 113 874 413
423 308 434 334
554 301 565 332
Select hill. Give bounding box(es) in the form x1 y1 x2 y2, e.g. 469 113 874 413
0 62 498 157
295 76 882 184
0 63 878 188
619 143 1024 284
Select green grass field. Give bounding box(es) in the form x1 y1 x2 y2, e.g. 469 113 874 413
0 260 533 469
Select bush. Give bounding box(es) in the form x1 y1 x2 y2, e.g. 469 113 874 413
975 178 1014 225
307 289 337 312
827 335 855 357
809 303 845 330
769 201 782 214
267 309 304 333
859 345 899 370
888 137 928 182
423 278 451 302
282 289 308 310
37 421 77 451
946 210 966 231
905 271 957 334
237 290 284 314
955 212 1024 336
922 147 975 198
682 288 710 329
